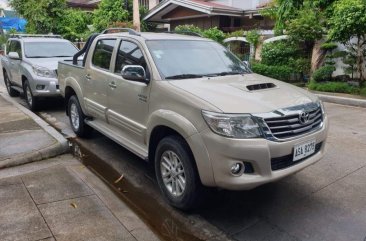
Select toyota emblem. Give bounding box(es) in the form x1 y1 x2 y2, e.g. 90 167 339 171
299 111 310 124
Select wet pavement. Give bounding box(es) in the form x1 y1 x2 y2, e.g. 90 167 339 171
1 73 366 241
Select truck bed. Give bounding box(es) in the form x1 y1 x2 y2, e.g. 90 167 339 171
58 60 85 98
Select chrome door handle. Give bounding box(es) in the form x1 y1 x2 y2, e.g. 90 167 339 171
109 82 117 89
85 74 91 80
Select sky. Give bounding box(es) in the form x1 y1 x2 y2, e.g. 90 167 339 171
0 0 10 10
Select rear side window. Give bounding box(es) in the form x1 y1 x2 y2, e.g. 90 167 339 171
115 41 147 74
92 39 116 70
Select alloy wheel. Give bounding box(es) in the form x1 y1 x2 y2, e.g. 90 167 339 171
70 103 80 130
160 150 186 197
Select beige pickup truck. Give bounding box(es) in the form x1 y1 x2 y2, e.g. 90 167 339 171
58 29 329 210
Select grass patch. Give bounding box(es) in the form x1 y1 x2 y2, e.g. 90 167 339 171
308 81 361 95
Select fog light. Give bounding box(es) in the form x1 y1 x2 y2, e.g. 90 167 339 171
36 85 45 90
231 162 244 176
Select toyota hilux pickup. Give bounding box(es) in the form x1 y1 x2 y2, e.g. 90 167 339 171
1 34 79 110
58 29 329 210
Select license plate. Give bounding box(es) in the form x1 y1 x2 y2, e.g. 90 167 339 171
293 139 316 162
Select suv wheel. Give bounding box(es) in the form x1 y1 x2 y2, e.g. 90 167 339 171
68 95 92 137
155 135 203 210
3 71 18 97
23 80 38 111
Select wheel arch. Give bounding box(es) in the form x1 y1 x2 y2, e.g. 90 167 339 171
147 111 216 186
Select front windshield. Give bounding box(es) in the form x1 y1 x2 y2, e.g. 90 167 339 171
146 40 251 79
24 41 78 58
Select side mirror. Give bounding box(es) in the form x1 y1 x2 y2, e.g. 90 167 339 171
8 52 20 60
242 61 251 69
121 65 148 83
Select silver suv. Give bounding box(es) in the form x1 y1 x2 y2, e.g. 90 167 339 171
1 34 79 110
59 30 329 210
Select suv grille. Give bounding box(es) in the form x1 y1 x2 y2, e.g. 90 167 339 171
271 142 323 171
263 106 323 140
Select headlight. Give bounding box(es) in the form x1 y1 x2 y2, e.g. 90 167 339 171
33 65 56 78
202 110 262 138
318 100 325 114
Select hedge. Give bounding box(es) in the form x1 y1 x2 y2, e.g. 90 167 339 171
251 63 293 81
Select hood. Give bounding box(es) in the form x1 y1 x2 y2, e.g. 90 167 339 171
169 73 318 114
26 57 73 70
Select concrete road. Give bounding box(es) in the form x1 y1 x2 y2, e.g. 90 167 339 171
1 75 366 241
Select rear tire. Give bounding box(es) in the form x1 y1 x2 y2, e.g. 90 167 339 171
3 71 19 97
68 95 92 137
23 80 38 111
155 135 204 210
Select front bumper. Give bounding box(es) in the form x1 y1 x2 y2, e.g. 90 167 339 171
198 115 329 190
29 77 61 97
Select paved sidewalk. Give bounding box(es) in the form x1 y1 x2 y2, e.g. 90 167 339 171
0 93 68 168
0 154 161 241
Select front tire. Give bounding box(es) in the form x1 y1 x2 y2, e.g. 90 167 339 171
23 80 38 111
3 71 19 97
155 135 204 210
68 95 92 137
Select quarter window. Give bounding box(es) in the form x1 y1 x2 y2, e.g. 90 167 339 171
92 39 116 70
115 41 147 74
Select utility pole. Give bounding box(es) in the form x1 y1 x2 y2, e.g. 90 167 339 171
133 0 141 32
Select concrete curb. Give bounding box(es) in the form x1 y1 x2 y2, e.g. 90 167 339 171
0 91 69 169
315 94 366 108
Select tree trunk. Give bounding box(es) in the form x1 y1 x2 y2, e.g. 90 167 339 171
133 0 141 32
310 39 326 74
356 36 365 86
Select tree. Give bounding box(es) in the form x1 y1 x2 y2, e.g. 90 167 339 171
245 30 260 58
329 0 366 85
93 0 130 32
9 0 66 34
59 9 93 41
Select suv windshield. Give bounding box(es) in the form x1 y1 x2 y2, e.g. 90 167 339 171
146 40 251 79
24 41 78 58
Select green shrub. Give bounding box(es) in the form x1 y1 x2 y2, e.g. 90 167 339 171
359 87 366 96
312 65 336 82
202 27 226 43
252 63 293 81
261 41 299 66
308 81 358 94
174 24 202 35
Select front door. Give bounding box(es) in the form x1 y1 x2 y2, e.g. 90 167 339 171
8 40 22 86
106 39 151 144
84 38 117 121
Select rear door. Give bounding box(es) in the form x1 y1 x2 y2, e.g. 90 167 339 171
106 39 151 144
83 38 117 121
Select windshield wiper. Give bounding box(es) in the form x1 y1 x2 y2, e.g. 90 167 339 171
206 71 245 77
165 74 204 80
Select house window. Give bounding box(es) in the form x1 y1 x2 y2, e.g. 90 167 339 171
139 0 149 8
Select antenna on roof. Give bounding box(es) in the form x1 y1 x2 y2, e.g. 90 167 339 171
101 28 141 36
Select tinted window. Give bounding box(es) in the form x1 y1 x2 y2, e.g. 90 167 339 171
115 41 147 74
24 41 78 58
92 39 116 70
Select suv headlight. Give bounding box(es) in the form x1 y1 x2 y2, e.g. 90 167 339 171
33 65 56 78
318 100 325 114
202 110 263 138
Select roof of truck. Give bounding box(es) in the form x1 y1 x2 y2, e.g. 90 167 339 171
99 32 209 41
9 37 71 43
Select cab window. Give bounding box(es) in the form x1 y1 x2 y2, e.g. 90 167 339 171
92 39 116 70
115 41 147 74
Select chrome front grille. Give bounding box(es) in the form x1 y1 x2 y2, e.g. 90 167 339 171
256 102 323 140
